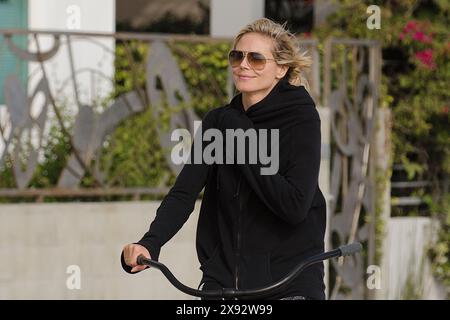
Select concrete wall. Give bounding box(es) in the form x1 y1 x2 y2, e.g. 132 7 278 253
0 201 202 299
210 0 264 37
379 217 446 299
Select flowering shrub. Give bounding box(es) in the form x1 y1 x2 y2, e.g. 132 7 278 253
313 0 449 295
399 20 437 70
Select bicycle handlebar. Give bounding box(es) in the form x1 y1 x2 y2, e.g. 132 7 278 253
137 242 362 299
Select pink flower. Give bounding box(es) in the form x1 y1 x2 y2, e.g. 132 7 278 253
412 31 432 43
401 20 433 43
404 20 419 33
414 49 436 69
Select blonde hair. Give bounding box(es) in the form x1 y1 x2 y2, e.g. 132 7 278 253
232 18 312 88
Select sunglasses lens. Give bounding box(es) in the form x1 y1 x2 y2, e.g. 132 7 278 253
229 50 244 67
248 52 266 70
229 51 268 70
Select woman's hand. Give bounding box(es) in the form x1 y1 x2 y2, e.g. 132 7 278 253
122 243 151 273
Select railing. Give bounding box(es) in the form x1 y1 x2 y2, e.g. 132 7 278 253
391 164 431 211
0 29 320 200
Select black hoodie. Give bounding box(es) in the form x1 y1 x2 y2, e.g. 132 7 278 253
121 77 327 299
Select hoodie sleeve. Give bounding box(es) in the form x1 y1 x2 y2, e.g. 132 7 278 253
221 106 322 226
121 109 218 273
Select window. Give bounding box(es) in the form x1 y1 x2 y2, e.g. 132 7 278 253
265 0 314 33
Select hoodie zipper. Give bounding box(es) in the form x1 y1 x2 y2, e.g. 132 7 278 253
234 175 243 290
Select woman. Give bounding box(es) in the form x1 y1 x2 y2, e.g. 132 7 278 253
121 18 326 300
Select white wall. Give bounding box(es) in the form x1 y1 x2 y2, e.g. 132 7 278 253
379 217 446 299
210 0 264 37
29 0 115 32
0 201 202 299
27 0 115 118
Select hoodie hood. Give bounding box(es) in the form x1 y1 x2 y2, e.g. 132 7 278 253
229 76 317 130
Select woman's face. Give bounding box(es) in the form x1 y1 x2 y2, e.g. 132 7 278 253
231 32 288 96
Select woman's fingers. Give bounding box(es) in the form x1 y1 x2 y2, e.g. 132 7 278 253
123 243 151 271
130 265 147 273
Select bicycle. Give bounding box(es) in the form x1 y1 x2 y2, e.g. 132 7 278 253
136 242 362 300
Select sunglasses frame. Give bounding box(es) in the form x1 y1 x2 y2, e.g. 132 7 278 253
228 50 277 70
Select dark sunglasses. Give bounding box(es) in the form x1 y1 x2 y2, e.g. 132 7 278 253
228 50 276 70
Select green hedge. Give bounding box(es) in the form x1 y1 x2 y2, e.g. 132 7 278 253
103 40 231 188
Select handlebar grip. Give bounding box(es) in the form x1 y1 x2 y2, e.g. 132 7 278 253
136 254 146 266
338 242 362 257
